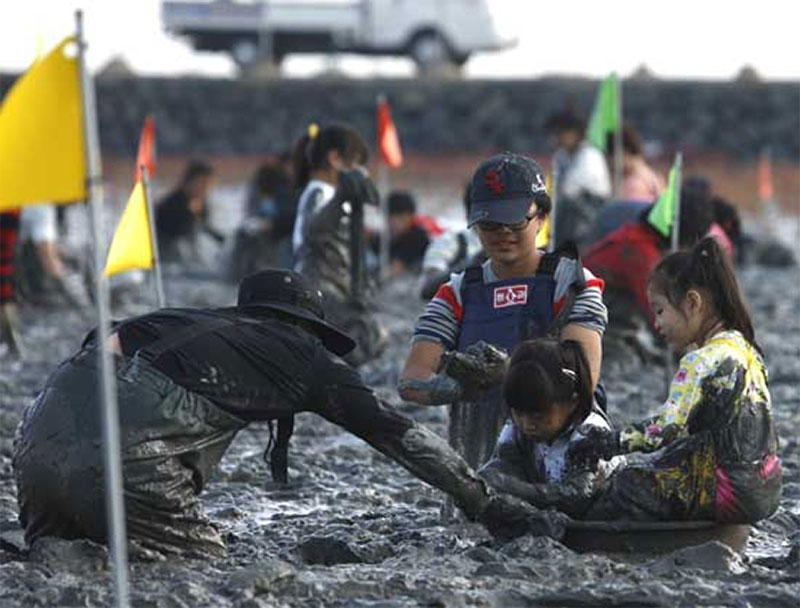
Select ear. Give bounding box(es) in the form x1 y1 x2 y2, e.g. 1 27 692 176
683 289 705 316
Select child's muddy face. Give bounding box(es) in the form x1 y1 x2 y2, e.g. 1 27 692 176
511 403 575 443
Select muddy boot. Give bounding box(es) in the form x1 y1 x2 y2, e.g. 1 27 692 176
0 303 24 358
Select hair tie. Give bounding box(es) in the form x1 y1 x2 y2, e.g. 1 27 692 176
561 368 577 382
307 123 319 139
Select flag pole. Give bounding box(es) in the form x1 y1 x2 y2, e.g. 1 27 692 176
76 11 130 608
665 152 683 393
613 73 623 199
376 93 390 284
548 171 559 252
141 165 165 308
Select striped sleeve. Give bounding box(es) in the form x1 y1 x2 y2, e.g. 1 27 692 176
553 258 608 335
411 272 465 349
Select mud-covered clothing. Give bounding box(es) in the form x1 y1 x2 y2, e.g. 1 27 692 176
479 406 612 516
14 309 491 557
389 225 429 272
0 211 19 303
292 180 382 365
583 221 663 329
586 330 782 523
421 229 484 275
412 256 607 350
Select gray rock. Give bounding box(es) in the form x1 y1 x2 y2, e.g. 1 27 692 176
29 537 109 575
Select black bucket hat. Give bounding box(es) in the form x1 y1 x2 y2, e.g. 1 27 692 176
237 269 356 356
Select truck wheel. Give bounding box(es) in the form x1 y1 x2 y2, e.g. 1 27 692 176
409 31 454 74
231 39 259 68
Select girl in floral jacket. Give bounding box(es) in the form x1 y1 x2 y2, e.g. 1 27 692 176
577 237 781 523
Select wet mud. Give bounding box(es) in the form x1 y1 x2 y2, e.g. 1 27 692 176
1 265 798 607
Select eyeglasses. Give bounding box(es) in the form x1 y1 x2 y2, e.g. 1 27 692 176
476 214 538 233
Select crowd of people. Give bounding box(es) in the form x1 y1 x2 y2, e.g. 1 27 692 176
2 108 789 559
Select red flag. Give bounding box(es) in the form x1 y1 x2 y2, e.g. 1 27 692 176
377 96 403 168
135 115 156 181
757 148 774 202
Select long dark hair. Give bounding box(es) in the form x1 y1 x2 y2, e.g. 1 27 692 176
292 123 369 191
503 338 593 427
650 236 759 352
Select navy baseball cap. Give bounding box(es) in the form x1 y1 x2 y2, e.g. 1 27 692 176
467 153 549 227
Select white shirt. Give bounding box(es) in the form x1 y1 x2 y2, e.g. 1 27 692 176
554 141 612 200
291 179 336 254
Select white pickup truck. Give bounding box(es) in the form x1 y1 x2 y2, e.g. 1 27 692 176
162 0 516 73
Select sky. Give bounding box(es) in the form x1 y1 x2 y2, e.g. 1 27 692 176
0 0 799 80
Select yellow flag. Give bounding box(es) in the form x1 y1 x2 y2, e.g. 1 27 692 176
104 181 154 277
0 36 86 210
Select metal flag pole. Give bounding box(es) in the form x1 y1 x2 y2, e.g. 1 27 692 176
76 11 130 608
665 152 683 393
378 162 390 284
548 170 559 252
141 165 166 309
613 74 623 199
376 94 391 284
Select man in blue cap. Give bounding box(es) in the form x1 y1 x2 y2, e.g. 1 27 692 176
13 268 560 558
399 153 608 470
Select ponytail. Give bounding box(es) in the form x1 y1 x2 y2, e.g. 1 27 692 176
650 237 760 352
291 122 369 192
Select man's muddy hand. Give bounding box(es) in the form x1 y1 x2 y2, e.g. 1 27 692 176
477 492 567 541
442 341 509 391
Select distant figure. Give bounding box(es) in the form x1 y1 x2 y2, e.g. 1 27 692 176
156 160 222 264
605 124 665 202
582 183 713 344
17 203 89 308
291 123 386 366
546 109 611 247
418 185 484 300
0 210 23 356
228 159 295 281
383 190 430 278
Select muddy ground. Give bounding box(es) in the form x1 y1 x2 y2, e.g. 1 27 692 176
0 261 798 607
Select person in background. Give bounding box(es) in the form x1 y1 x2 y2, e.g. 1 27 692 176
228 159 295 281
291 123 386 366
382 190 430 278
478 339 612 517
399 153 607 471
582 184 713 339
606 124 665 203
546 109 612 247
418 185 485 300
0 210 23 356
573 238 781 524
16 203 89 308
156 160 222 264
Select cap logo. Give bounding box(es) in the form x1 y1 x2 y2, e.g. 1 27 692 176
485 169 505 195
493 285 528 308
531 173 546 194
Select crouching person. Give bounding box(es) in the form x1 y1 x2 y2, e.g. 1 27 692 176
13 269 562 559
478 339 613 517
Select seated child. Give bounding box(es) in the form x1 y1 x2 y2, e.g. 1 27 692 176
576 237 782 523
478 339 613 517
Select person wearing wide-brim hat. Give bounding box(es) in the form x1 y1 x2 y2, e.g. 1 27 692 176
13 269 555 558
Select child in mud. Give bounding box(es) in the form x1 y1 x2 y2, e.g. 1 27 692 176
575 237 782 523
478 339 613 517
291 123 386 366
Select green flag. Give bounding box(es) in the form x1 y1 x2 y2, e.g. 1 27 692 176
586 72 619 152
647 155 682 238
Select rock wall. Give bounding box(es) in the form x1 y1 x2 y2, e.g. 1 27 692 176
1 75 798 160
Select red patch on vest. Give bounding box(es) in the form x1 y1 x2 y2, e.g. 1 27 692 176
493 285 528 308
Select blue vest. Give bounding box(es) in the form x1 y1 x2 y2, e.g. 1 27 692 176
451 254 562 469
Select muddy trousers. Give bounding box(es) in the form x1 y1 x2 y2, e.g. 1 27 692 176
14 351 490 558
14 349 247 559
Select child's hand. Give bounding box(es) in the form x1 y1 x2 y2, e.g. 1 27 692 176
567 428 621 470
